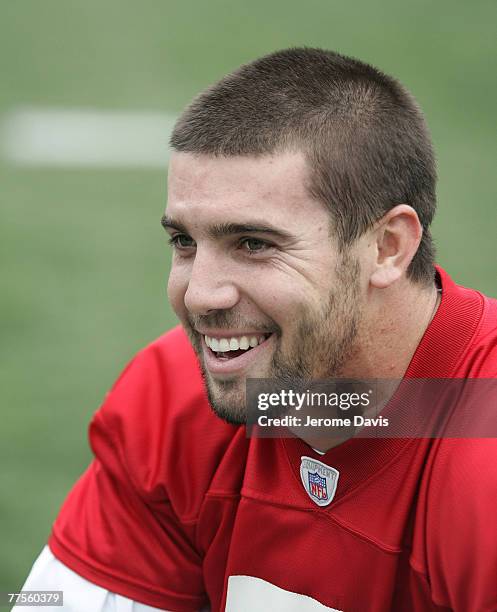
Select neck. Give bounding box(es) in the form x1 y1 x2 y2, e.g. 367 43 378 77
344 277 440 379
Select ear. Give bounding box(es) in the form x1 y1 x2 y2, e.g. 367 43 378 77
369 205 423 289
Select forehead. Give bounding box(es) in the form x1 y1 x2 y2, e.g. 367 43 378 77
166 151 329 229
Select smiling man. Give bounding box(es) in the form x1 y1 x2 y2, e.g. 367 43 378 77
17 49 497 612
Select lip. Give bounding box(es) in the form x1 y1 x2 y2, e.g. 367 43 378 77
201 333 275 377
196 328 271 339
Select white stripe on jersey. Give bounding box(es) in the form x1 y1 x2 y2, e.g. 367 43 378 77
226 575 342 611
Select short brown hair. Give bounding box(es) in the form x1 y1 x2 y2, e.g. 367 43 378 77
171 47 436 284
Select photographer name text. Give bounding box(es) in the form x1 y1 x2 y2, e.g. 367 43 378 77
257 415 389 427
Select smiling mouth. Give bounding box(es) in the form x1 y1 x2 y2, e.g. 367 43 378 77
204 333 273 360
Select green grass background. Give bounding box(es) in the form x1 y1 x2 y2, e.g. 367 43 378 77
1 0 496 590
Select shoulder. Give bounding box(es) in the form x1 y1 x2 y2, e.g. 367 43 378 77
94 325 214 436
422 285 497 525
418 438 497 608
441 270 497 376
462 291 497 376
90 325 242 521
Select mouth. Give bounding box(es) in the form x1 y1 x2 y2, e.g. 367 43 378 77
200 332 275 376
205 333 271 358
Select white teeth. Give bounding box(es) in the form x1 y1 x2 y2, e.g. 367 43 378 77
205 333 269 353
219 338 230 352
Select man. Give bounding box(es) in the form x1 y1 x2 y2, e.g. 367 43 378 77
17 48 497 611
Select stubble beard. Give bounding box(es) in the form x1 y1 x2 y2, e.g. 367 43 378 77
183 255 362 426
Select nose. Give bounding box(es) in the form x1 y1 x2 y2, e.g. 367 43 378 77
183 248 240 315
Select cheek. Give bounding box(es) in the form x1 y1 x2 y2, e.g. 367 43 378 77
167 266 188 318
258 287 307 335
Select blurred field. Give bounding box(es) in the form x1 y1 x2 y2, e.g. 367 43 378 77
1 0 496 591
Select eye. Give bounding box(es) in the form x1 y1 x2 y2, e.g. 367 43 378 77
168 234 196 250
240 237 272 254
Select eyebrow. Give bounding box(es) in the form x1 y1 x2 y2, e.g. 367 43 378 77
160 215 294 241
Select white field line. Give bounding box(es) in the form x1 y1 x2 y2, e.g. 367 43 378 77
0 107 178 168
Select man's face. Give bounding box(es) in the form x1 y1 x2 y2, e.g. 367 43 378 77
165 151 365 424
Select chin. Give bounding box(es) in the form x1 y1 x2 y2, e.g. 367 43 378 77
204 374 248 425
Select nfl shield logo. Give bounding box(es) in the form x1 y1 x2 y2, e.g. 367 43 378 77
308 471 328 501
300 456 339 507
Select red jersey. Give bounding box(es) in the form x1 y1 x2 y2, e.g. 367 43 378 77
49 267 497 611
